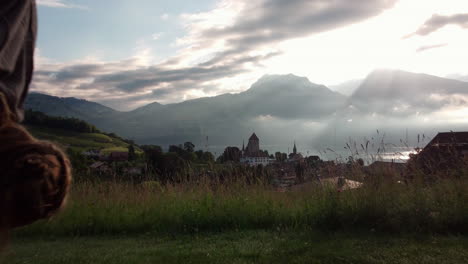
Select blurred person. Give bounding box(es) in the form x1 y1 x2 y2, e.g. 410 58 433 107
0 0 71 243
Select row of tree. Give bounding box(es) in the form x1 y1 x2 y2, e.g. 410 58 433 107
24 110 100 133
137 142 215 183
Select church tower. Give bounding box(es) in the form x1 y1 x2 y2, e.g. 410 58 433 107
293 141 297 155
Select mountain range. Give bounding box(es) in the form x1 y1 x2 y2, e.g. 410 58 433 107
25 70 468 152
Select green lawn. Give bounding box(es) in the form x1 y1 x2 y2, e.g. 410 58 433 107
2 231 467 264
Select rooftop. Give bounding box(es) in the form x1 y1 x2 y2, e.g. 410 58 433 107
426 132 468 148
249 133 259 141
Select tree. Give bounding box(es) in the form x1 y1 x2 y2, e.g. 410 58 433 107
141 145 163 172
66 149 90 178
218 147 241 163
169 144 196 161
201 151 215 163
158 152 188 183
24 110 100 133
169 145 184 154
306 156 322 168
184 142 195 153
128 144 136 161
183 142 195 153
275 152 287 162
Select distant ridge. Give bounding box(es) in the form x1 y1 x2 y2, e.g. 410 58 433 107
25 71 468 147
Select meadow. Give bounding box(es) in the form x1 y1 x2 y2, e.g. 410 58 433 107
1 174 466 263
12 177 468 237
4 231 468 264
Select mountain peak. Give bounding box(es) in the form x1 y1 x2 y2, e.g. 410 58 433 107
255 73 311 85
349 69 468 116
130 101 164 114
364 69 457 83
25 92 118 119
246 74 330 96
361 69 468 88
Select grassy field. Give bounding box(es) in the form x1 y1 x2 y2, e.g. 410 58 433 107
3 231 468 264
14 179 467 237
3 177 467 263
26 125 138 153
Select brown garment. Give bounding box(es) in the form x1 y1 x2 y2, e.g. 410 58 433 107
0 0 36 122
0 0 71 230
0 93 72 229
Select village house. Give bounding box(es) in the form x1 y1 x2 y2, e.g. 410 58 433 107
407 131 468 178
100 151 129 162
109 152 129 161
82 149 101 159
424 132 468 157
90 161 111 174
287 142 304 163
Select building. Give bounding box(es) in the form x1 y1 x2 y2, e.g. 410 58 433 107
240 133 275 166
100 151 129 162
90 161 111 174
407 131 468 178
241 156 275 166
425 131 468 152
419 132 468 161
288 141 304 163
82 149 101 159
245 133 260 155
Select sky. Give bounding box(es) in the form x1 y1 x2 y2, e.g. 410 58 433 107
33 0 468 111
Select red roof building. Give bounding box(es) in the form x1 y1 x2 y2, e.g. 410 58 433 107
108 152 129 162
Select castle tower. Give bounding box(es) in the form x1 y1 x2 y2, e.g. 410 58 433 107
246 133 260 156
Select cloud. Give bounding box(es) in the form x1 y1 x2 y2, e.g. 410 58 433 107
160 14 170 20
37 0 88 9
445 73 468 82
180 0 397 68
31 54 255 110
152 33 164 40
406 13 468 38
416 43 448 52
347 70 468 117
32 0 397 110
209 0 395 43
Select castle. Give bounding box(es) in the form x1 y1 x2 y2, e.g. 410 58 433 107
240 133 275 166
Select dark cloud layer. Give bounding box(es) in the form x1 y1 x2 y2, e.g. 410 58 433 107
408 13 468 37
36 64 99 82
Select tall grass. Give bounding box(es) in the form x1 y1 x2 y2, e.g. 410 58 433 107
15 176 467 237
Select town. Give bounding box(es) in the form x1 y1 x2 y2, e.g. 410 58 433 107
80 131 468 192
